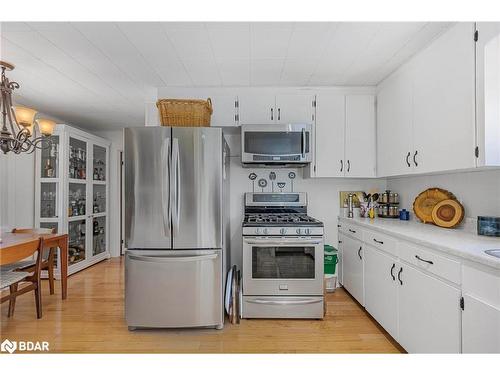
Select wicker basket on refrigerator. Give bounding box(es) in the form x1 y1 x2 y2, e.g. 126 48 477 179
156 98 213 127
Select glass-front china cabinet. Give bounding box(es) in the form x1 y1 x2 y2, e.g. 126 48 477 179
35 124 111 277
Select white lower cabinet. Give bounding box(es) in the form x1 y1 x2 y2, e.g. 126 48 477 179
462 295 500 353
338 232 344 285
397 263 461 353
341 233 364 306
462 264 500 353
364 246 398 340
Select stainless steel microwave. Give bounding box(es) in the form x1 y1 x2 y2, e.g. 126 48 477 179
241 124 312 166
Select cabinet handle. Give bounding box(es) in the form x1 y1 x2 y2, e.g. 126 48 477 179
398 267 403 285
337 224 341 228
271 108 274 121
415 255 433 265
349 229 356 233
406 152 411 167
390 263 396 281
340 160 343 172
413 150 418 167
338 240 343 244
358 246 362 260
347 160 350 172
278 108 281 121
373 238 384 245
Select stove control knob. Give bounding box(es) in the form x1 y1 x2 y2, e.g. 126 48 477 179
255 228 262 235
280 228 287 235
296 228 302 235
263 228 269 235
305 228 311 235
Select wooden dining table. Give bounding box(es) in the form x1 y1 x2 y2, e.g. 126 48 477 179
0 232 69 299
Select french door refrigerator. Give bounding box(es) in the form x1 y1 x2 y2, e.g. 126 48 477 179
124 127 230 330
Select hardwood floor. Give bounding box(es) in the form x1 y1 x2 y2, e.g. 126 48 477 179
1 257 404 353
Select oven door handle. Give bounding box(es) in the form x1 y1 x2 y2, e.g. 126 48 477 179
246 297 323 306
245 240 323 246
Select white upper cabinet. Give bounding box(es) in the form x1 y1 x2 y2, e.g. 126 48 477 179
344 95 376 177
238 93 276 124
238 93 313 125
210 95 238 126
475 22 500 167
311 93 376 178
377 66 414 177
376 22 484 177
412 22 476 174
275 94 315 124
314 94 345 177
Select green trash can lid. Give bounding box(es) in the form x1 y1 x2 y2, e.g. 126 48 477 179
324 244 337 254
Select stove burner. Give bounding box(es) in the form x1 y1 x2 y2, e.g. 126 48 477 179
244 213 320 225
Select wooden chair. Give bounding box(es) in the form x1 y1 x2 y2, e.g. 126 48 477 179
0 238 44 318
5 228 57 295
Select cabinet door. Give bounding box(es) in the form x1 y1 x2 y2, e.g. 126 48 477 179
342 235 364 306
275 94 314 124
475 22 500 167
338 232 345 285
462 294 500 353
412 22 476 174
398 264 461 353
344 95 376 177
91 142 108 257
210 95 238 127
364 245 398 339
314 94 345 177
376 67 414 177
238 93 276 124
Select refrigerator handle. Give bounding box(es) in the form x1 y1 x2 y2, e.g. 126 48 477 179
172 138 181 234
161 137 171 237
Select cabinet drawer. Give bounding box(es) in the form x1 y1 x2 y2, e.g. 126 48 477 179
462 264 500 307
341 223 362 241
364 230 398 257
399 242 461 284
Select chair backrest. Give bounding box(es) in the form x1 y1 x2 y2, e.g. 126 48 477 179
1 238 41 266
12 228 56 235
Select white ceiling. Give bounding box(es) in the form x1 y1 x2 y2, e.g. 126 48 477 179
0 22 452 130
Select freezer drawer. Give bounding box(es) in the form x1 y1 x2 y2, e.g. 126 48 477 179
125 249 223 329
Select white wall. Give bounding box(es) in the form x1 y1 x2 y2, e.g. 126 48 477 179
93 130 124 258
387 169 500 221
0 151 35 230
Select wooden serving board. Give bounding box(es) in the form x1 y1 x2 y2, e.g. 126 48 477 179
413 188 456 224
431 199 465 228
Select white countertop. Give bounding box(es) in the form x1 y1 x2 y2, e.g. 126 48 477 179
338 217 500 270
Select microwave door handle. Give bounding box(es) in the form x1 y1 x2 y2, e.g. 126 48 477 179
301 128 305 158
161 138 171 237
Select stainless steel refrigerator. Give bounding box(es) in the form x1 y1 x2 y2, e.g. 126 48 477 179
124 127 230 330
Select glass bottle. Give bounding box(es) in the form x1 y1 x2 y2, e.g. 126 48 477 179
44 159 54 178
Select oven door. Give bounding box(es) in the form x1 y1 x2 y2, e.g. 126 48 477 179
241 124 312 164
243 236 323 295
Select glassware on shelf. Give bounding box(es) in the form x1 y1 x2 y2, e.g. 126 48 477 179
68 220 86 265
41 135 59 178
41 183 57 218
93 217 106 256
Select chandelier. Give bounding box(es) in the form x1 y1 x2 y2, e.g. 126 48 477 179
0 60 55 154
